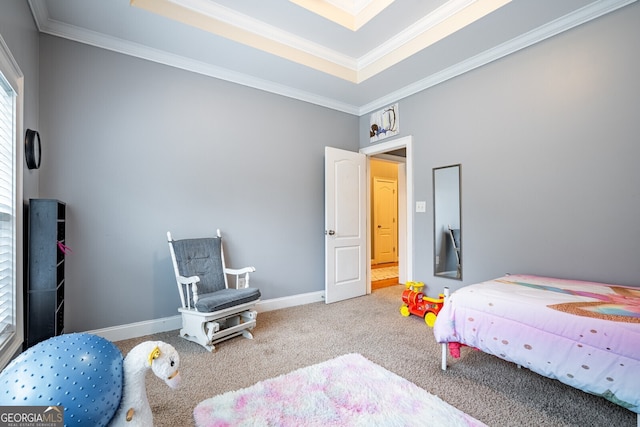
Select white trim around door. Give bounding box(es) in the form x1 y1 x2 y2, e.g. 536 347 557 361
360 135 413 290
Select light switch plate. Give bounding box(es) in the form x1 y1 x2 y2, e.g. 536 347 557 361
416 201 426 212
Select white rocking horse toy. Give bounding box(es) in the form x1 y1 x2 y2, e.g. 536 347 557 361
109 340 182 426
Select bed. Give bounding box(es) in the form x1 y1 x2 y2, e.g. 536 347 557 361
433 274 640 421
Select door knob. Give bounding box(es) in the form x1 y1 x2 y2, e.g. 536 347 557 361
326 230 335 235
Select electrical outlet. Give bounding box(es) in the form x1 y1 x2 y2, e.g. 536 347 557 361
416 201 426 212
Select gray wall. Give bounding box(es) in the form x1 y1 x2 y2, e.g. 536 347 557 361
361 3 640 294
0 0 40 200
37 36 358 331
4 1 640 333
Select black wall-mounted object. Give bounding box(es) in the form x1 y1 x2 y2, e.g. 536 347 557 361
24 129 41 170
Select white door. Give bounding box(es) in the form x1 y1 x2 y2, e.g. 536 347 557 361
373 178 397 264
324 147 367 303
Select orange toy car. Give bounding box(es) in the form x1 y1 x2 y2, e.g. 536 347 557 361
400 281 445 327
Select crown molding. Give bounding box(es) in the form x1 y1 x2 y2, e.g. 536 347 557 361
357 0 475 69
33 14 361 115
29 0 637 116
169 0 358 70
358 0 510 82
27 0 47 31
138 0 507 83
358 0 638 115
135 0 358 82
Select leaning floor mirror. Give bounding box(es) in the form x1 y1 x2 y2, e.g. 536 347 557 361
433 164 461 279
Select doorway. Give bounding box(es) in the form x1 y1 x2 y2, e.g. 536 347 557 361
360 135 413 292
370 161 399 290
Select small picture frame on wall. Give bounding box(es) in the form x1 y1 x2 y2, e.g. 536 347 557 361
369 103 399 143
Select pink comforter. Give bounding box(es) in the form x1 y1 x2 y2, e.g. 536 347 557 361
433 274 640 413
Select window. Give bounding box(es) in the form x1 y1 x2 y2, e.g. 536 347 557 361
0 70 16 346
0 35 24 369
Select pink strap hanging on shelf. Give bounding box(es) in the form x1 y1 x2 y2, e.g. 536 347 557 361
57 241 72 255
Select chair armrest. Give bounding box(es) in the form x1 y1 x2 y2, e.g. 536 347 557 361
224 267 256 288
224 267 256 275
177 275 200 285
177 275 201 308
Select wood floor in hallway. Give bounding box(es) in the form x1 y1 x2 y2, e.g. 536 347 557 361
371 262 398 291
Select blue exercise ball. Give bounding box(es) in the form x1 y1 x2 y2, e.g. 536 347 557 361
0 333 123 427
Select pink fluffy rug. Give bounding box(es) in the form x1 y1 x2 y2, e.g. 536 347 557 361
193 353 485 426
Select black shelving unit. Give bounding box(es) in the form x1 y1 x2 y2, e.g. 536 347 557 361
24 199 66 349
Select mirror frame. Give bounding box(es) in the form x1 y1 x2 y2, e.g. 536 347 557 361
433 164 462 280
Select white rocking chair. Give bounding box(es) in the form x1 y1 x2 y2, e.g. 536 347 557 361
167 229 260 352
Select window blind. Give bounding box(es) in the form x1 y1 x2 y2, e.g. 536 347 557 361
0 72 16 342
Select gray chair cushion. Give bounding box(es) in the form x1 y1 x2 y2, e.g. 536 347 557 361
172 236 260 312
195 287 261 312
172 237 226 294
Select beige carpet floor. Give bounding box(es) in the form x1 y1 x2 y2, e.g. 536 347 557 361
115 285 636 427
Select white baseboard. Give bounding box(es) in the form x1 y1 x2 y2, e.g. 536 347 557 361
254 290 324 312
87 291 325 343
